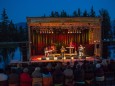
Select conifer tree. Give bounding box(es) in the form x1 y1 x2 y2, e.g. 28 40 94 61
73 11 78 17
83 10 88 17
78 8 81 17
90 6 95 17
1 8 9 41
60 10 67 17
99 9 111 58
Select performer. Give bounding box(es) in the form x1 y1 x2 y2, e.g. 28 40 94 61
69 41 74 53
44 47 49 57
78 45 84 57
50 44 56 53
60 46 66 58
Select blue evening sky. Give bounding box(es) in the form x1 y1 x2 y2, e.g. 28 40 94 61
0 0 115 23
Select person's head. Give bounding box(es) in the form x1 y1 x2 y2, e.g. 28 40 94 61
35 67 41 71
23 68 28 73
96 63 101 69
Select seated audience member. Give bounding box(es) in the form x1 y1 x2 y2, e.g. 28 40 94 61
53 66 64 86
42 67 52 78
101 59 109 72
74 63 85 86
16 63 23 75
63 66 74 86
32 67 42 78
8 68 20 85
46 63 53 73
20 68 32 86
42 67 53 86
0 69 8 86
95 63 104 81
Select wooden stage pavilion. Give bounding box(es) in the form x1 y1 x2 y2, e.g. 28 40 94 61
26 17 102 63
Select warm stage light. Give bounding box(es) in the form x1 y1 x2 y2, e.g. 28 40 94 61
54 57 57 60
37 58 41 60
46 57 49 60
71 57 74 60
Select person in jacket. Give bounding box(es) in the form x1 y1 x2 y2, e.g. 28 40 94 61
20 68 32 86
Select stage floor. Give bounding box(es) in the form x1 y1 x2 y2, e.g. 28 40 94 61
31 53 97 63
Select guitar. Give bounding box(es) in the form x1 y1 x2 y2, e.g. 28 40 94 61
61 49 67 53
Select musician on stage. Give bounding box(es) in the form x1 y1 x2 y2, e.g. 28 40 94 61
60 46 66 58
44 47 49 57
50 43 56 53
78 45 84 57
69 41 74 53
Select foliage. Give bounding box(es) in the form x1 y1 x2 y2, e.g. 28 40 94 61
83 10 88 17
99 9 111 40
73 11 78 17
90 6 95 17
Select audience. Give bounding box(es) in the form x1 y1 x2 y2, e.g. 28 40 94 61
0 59 115 86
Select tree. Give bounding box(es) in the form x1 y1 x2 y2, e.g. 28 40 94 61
50 11 55 17
54 11 60 17
83 10 88 17
99 9 111 40
78 8 81 17
99 9 111 58
73 10 78 17
19 26 24 41
8 20 16 41
90 6 95 17
1 8 9 25
60 10 67 17
1 8 9 42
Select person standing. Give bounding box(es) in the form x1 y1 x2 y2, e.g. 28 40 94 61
60 46 66 58
78 45 84 57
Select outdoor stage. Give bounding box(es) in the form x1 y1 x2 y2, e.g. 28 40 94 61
26 17 102 64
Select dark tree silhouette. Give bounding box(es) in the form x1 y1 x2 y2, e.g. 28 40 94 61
99 9 111 58
99 9 111 40
73 10 78 17
60 10 67 17
50 11 55 17
54 11 60 17
77 8 81 17
90 6 95 17
8 20 16 41
83 10 88 17
1 8 9 42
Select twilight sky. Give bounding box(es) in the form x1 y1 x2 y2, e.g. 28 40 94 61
0 0 115 23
